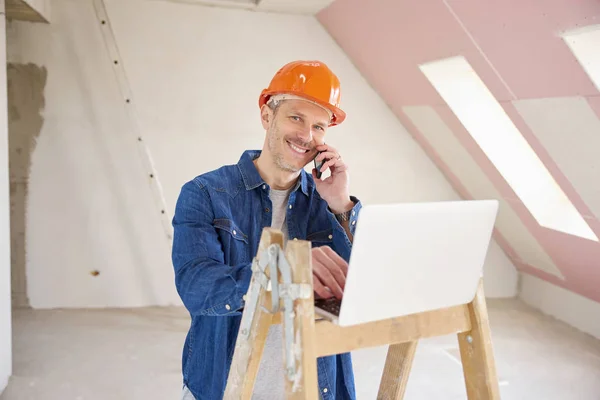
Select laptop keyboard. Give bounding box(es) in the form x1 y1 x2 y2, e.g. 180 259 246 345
314 297 342 316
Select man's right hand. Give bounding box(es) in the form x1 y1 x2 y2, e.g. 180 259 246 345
311 246 348 300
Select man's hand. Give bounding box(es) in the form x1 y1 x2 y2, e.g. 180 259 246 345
312 144 353 214
311 246 348 299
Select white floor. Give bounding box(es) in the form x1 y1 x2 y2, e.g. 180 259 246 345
2 299 600 399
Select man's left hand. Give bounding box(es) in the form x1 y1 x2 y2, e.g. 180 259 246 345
312 144 354 214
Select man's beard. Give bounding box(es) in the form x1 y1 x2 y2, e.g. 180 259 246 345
268 128 304 173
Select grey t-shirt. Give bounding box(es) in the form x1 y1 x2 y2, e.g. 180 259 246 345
252 186 291 399
268 187 291 241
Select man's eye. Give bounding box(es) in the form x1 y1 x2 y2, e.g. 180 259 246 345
290 116 300 121
314 125 324 131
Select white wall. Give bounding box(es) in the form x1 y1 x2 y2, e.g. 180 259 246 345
6 0 518 309
519 273 600 340
1 0 13 393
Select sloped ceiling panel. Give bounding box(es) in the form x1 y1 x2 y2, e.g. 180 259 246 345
318 0 600 302
318 0 515 106
443 0 600 98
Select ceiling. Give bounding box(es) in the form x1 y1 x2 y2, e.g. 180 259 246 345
318 0 600 302
142 0 335 14
4 0 335 21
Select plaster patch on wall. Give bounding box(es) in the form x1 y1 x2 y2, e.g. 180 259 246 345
8 62 47 308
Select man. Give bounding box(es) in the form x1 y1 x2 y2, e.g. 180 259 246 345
172 60 362 399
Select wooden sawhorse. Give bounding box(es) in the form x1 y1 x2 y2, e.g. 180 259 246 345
224 228 500 399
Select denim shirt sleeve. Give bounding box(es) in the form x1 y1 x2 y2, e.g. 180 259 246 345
171 180 252 317
325 195 362 261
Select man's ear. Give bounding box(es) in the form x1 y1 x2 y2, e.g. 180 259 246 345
260 105 273 130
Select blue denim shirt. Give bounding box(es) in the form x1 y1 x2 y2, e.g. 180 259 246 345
171 150 362 400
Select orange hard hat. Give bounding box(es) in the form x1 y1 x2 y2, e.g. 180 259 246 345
259 60 346 126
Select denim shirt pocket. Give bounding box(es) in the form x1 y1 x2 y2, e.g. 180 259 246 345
306 228 334 248
213 218 250 264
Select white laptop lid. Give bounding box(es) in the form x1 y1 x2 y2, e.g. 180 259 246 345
338 199 499 327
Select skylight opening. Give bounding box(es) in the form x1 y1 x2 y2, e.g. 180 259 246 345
419 56 598 242
562 24 600 93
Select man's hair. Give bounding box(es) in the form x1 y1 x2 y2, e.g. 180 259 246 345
267 97 282 116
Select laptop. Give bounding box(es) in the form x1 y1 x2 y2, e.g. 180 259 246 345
314 199 499 327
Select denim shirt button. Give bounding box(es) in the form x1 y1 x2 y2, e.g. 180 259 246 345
323 388 328 393
225 304 231 310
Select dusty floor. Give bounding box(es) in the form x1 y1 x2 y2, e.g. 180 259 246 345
2 299 600 399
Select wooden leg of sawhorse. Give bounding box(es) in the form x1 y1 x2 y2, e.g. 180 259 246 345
232 310 273 398
377 341 418 400
374 280 500 400
282 240 319 399
457 280 501 399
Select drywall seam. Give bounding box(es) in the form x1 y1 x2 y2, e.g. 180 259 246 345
441 0 517 100
91 0 173 240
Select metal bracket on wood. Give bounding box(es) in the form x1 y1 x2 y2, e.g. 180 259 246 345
238 243 312 382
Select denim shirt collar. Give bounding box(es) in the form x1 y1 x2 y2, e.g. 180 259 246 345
237 150 309 196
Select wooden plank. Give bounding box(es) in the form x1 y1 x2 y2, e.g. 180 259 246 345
283 240 319 400
238 297 273 399
315 304 471 357
6 0 49 23
457 279 501 400
223 228 282 399
377 341 418 400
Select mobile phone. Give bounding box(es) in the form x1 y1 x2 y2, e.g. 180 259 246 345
314 151 326 179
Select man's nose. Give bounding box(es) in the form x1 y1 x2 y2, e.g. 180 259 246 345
296 125 312 143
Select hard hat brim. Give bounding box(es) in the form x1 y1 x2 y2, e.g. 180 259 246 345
259 90 346 126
